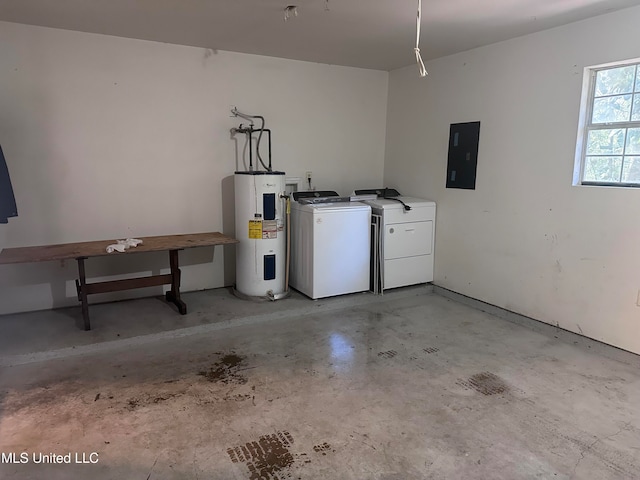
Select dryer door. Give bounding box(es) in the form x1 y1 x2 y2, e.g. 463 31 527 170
384 221 433 260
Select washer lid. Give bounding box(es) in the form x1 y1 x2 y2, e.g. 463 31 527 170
354 188 402 197
235 170 286 175
366 196 435 209
307 202 371 213
293 191 339 201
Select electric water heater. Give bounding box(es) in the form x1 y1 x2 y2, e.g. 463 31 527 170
234 171 286 298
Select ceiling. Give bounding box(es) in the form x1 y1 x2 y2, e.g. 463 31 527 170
0 0 638 71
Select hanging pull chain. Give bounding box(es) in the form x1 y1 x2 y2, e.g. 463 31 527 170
415 0 427 77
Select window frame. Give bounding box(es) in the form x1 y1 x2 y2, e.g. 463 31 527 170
574 58 640 188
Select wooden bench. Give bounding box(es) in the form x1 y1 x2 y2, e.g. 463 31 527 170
0 232 238 330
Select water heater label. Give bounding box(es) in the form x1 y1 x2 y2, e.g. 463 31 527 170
248 220 262 239
262 220 278 239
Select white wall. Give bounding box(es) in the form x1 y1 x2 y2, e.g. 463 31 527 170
0 21 388 314
385 6 640 354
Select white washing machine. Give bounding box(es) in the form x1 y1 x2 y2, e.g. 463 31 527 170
355 188 436 291
290 191 371 299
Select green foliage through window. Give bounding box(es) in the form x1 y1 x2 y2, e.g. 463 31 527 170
580 61 640 185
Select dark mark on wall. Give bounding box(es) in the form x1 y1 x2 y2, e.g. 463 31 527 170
423 347 439 354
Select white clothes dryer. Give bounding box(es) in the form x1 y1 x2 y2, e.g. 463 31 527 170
355 188 436 291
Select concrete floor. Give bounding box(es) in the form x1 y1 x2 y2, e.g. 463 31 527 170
0 286 639 479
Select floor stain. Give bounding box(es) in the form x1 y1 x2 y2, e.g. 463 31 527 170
378 350 397 359
224 393 252 402
151 394 177 404
199 352 248 384
227 431 295 479
423 347 439 354
125 392 179 410
457 372 510 396
296 452 312 464
313 442 334 456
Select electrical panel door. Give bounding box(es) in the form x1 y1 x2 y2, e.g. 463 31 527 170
446 121 480 190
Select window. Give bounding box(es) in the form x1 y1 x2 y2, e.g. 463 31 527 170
575 60 640 187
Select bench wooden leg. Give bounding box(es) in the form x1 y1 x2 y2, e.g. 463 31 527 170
73 250 188 330
165 249 187 314
76 257 91 330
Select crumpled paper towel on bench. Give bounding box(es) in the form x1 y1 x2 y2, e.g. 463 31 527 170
106 238 143 253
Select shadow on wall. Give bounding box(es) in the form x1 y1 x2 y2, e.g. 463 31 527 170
221 175 236 288
0 145 18 224
230 120 254 172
